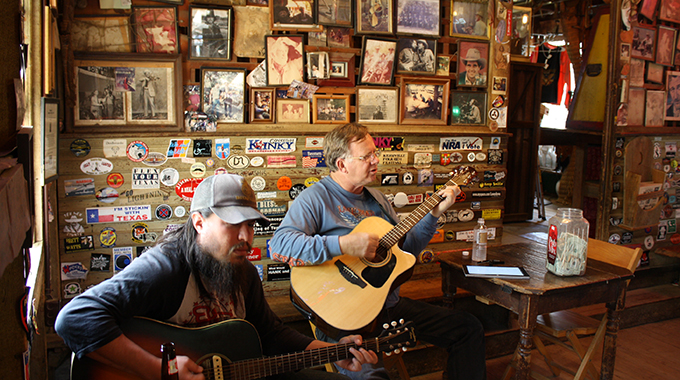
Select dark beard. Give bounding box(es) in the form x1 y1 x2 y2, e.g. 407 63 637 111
193 241 250 303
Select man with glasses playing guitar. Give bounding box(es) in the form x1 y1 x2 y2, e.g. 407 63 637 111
271 123 486 380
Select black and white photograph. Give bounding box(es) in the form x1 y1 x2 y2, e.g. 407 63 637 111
307 51 330 79
250 88 275 123
450 0 489 39
201 68 246 123
632 25 656 61
630 58 645 87
132 67 171 121
656 25 676 66
396 0 441 36
190 6 233 60
450 90 486 125
400 78 450 124
645 89 665 126
312 94 350 123
397 38 437 75
270 0 318 30
317 0 352 26
77 66 125 123
356 0 393 35
666 70 680 121
357 87 399 124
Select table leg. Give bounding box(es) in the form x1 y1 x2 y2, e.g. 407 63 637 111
601 300 621 380
440 263 458 309
514 295 538 380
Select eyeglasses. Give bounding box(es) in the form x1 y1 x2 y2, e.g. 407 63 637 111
346 150 381 162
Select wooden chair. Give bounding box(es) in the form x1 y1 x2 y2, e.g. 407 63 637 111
503 238 643 380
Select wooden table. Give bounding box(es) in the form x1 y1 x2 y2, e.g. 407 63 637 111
438 242 633 380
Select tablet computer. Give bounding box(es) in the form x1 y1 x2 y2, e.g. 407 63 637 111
463 265 530 280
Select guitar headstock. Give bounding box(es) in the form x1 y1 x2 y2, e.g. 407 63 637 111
449 166 477 186
376 320 416 355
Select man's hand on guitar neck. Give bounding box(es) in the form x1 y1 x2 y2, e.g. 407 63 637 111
430 185 461 218
307 335 379 372
339 232 380 260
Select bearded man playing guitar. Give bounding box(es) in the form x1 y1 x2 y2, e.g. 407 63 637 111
55 174 378 380
270 124 486 380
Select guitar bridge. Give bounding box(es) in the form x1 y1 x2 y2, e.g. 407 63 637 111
335 260 367 288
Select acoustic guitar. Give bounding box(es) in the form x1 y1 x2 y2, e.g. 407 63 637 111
290 167 476 338
70 317 415 380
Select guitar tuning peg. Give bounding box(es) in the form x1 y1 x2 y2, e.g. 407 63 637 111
399 318 405 325
393 348 401 354
402 347 407 352
385 351 392 356
383 323 390 329
390 321 397 327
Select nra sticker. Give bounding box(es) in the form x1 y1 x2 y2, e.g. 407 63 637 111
227 154 250 169
403 172 414 185
267 263 291 281
174 206 186 218
608 233 621 244
131 222 157 244
644 235 654 249
305 177 320 187
90 253 111 272
81 158 114 175
418 249 435 264
251 176 266 191
142 152 167 167
95 187 119 203
190 162 207 177
99 227 117 248
63 282 82 299
247 247 262 261
193 139 212 157
382 173 399 186
277 176 293 191
458 209 475 222
127 141 149 162
175 178 204 202
289 184 307 200
155 204 173 220
70 139 91 157
250 156 264 167
107 173 125 188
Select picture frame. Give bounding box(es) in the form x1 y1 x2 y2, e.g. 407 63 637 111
640 0 659 21
645 89 665 126
457 40 489 87
151 0 184 4
359 37 398 86
250 87 275 123
632 25 657 61
510 6 532 57
276 98 310 123
450 90 486 125
660 0 680 24
247 0 269 5
627 87 646 126
666 70 680 121
233 6 271 58
675 34 680 66
189 6 233 60
646 62 665 84
318 53 356 87
656 25 677 66
266 34 305 86
449 0 490 40
396 0 441 37
317 0 352 26
131 7 179 54
307 51 330 80
330 61 348 78
357 86 399 124
270 0 319 30
200 67 247 123
396 38 437 75
630 58 645 87
74 53 182 130
308 31 327 47
71 16 132 53
327 26 352 47
491 76 507 94
399 77 450 125
42 97 59 183
620 43 631 63
312 94 350 123
436 55 451 76
356 0 393 35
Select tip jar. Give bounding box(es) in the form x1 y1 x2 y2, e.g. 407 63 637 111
547 208 590 276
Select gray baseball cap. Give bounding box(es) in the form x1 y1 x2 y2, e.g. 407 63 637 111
190 174 270 226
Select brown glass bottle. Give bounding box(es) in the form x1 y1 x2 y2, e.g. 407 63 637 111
161 342 179 380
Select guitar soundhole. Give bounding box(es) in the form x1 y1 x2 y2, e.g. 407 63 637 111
366 245 390 265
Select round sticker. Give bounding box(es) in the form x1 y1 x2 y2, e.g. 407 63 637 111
227 154 249 169
107 173 124 188
644 235 654 249
608 233 621 244
492 95 505 107
131 222 156 244
99 227 117 248
445 230 455 241
251 176 266 191
393 192 408 208
142 152 167 166
458 209 475 222
174 206 186 218
467 152 476 162
175 178 204 202
70 139 91 157
250 156 264 167
160 168 180 187
190 162 207 178
418 249 434 264
80 158 114 175
95 187 119 203
127 141 149 162
63 283 82 299
305 177 320 187
277 176 293 191
671 233 680 244
205 158 215 168
451 152 463 163
614 165 623 176
214 167 228 175
488 108 500 120
289 184 307 199
403 172 414 185
475 152 487 161
155 204 173 220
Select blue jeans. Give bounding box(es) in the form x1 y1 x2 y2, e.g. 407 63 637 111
316 297 486 380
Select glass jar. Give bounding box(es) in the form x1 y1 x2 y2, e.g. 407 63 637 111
547 208 590 276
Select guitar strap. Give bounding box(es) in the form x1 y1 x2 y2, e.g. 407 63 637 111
363 188 399 225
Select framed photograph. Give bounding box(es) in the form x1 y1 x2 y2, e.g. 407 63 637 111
270 0 318 30
42 97 59 183
450 90 486 125
317 0 352 26
646 62 665 84
233 6 271 58
200 67 247 123
675 35 680 66
630 58 645 87
276 98 310 123
450 0 489 39
327 26 352 47
356 0 393 35
510 6 532 57
632 25 657 61
131 7 178 54
457 40 489 87
190 6 233 60
151 0 184 4
399 77 450 124
71 16 132 53
247 0 269 5
318 53 356 87
359 37 398 86
312 94 350 123
308 31 327 47
436 56 451 76
397 38 437 75
307 51 330 80
396 0 440 37
492 76 507 94
660 0 680 23
74 54 182 130
666 71 680 121
656 25 677 66
620 43 631 62
266 35 305 86
330 61 348 78
645 89 666 126
627 87 646 126
640 0 659 21
250 87 275 123
357 86 399 124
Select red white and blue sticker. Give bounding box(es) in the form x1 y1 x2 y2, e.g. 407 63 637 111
246 138 297 154
127 141 149 162
302 150 326 167
439 137 483 151
86 205 152 224
215 138 230 160
95 187 119 203
142 152 167 166
155 204 173 220
81 158 114 175
61 262 88 280
132 168 160 189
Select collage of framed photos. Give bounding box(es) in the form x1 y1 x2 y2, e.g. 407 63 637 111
69 0 498 129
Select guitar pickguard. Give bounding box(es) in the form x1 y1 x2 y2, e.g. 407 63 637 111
361 252 397 288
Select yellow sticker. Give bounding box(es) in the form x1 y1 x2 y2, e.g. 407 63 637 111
482 209 502 220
